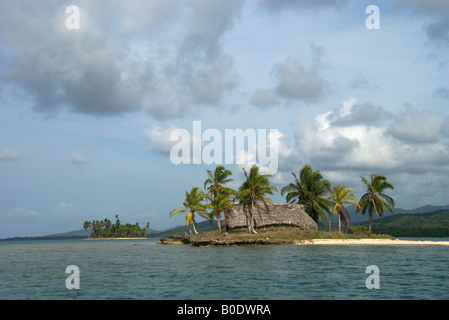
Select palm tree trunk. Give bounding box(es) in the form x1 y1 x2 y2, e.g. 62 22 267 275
368 214 372 233
192 219 199 235
216 213 221 231
338 214 341 233
249 202 257 234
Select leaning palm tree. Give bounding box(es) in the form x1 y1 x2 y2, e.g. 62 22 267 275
329 185 359 233
281 164 333 225
357 174 395 233
170 187 211 235
208 190 234 231
237 164 277 234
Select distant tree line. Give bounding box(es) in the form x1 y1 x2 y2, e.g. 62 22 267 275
83 215 150 238
369 226 449 237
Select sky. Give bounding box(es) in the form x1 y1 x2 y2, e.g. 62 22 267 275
0 0 448 238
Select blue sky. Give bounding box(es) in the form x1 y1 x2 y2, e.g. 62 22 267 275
1 0 448 238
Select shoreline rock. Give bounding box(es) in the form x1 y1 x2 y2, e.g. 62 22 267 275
158 233 449 247
158 234 309 247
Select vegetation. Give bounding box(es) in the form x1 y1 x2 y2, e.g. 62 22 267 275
83 215 150 238
355 210 449 237
169 187 211 235
329 185 359 233
218 228 395 241
281 164 333 225
203 165 235 231
357 174 395 232
237 165 277 234
169 163 398 236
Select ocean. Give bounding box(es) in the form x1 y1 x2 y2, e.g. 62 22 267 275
1 238 448 300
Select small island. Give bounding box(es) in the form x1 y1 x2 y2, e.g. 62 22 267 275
159 228 449 247
83 215 150 239
160 164 449 247
158 228 396 246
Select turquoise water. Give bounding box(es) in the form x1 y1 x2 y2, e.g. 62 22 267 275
0 239 448 300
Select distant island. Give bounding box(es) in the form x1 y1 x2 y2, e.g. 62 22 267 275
82 215 150 239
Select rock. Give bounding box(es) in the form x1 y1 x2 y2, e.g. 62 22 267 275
158 234 191 245
158 231 301 246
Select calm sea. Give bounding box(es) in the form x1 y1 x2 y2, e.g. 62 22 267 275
1 238 448 300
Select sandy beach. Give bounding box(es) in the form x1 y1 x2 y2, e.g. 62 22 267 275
83 237 147 240
300 238 449 246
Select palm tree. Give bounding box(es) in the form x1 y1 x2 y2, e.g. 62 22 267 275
83 221 91 238
143 222 151 238
204 165 234 198
280 171 302 204
329 185 359 233
237 164 277 234
203 165 236 230
357 173 395 233
208 191 234 231
170 187 211 235
281 164 333 225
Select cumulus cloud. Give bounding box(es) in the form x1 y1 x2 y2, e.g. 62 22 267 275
272 59 329 103
0 0 242 118
53 201 74 215
70 153 88 164
322 97 391 127
250 89 279 108
142 122 300 177
9 207 37 219
234 129 301 177
0 149 20 161
424 18 449 47
258 0 350 12
434 87 449 99
388 104 449 144
294 98 449 174
250 45 331 107
392 0 449 47
141 124 179 154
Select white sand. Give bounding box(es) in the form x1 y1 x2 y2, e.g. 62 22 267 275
297 238 449 246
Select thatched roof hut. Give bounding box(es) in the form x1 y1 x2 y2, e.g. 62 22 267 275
223 203 317 231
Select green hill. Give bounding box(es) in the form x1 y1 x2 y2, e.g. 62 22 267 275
355 210 449 237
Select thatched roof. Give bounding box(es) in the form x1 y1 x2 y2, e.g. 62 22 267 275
223 203 317 230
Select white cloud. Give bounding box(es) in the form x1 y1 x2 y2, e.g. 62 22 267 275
0 149 19 161
250 89 279 108
141 124 179 154
70 153 88 164
295 98 449 174
273 59 329 102
388 104 449 144
53 202 74 215
234 129 302 180
0 0 242 119
6 207 38 219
